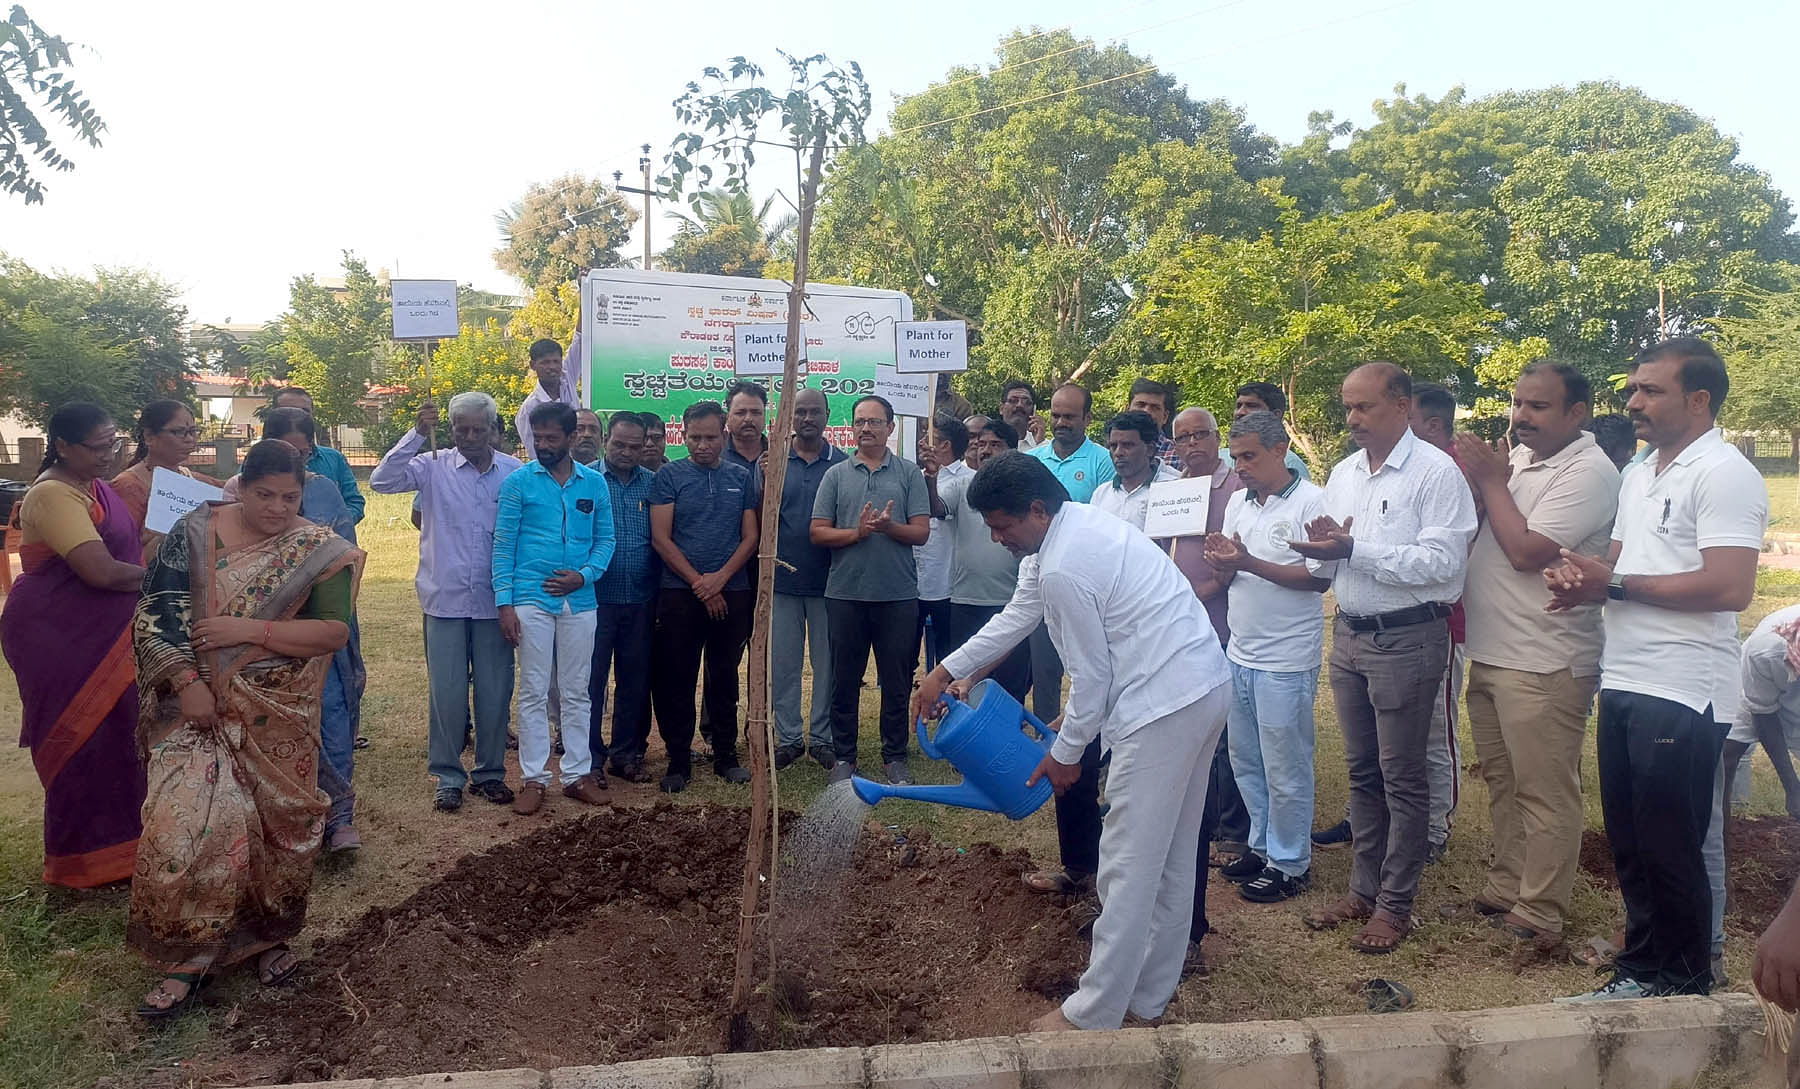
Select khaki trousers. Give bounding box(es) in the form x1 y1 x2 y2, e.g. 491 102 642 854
1466 661 1597 934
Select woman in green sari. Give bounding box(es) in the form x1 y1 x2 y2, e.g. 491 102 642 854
129 440 364 1018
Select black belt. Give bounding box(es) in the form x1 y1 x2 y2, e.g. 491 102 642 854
1337 602 1451 633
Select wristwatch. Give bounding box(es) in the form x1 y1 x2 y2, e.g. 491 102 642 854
1606 572 1628 601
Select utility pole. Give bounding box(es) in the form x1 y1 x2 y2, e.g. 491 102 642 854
613 143 657 271
1657 281 1666 334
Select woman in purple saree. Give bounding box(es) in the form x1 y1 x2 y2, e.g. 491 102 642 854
0 403 148 887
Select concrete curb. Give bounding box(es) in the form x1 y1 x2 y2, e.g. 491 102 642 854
264 993 1776 1089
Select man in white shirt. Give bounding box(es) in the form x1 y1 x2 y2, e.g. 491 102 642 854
1201 411 1331 903
1290 362 1478 954
1545 338 1766 1000
1092 410 1179 530
1453 362 1619 942
913 452 1230 1033
913 417 969 676
1724 605 1800 820
514 338 580 461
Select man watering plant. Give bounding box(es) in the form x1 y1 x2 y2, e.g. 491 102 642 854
912 451 1230 1032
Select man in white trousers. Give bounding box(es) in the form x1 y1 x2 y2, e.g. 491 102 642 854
913 452 1231 1032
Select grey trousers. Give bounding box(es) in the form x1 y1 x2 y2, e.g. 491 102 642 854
772 592 834 750
1328 616 1450 919
424 615 515 791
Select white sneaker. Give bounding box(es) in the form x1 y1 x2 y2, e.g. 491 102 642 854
1553 976 1654 1003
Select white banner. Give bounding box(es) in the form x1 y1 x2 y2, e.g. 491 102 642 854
894 320 968 373
146 467 223 534
390 279 460 340
1141 476 1212 538
732 323 807 377
874 365 932 418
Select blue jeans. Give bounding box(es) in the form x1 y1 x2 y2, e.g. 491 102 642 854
424 615 515 791
588 600 654 771
319 645 357 833
772 593 833 751
1227 662 1320 877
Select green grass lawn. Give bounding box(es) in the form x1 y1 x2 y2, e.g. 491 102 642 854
0 492 1798 1089
1768 472 1799 532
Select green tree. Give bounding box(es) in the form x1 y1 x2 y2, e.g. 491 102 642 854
1140 202 1499 464
809 30 1278 403
373 318 532 449
1718 286 1800 470
281 253 390 429
0 254 190 427
1302 82 1800 379
1 5 104 203
660 189 792 277
494 175 638 288
507 281 579 344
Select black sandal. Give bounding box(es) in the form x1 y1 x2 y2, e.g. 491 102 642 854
257 944 300 986
136 972 208 1020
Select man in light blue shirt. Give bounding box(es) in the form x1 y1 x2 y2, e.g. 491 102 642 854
494 401 616 815
1026 383 1115 502
275 386 366 523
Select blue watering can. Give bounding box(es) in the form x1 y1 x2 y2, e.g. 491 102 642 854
850 679 1056 820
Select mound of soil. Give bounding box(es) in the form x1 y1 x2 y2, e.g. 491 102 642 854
1580 815 1800 934
219 804 1085 1083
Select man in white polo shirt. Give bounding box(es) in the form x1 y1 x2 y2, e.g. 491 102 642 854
912 452 1230 1032
1453 361 1619 944
1093 410 1178 531
1546 338 1766 1001
1201 410 1330 903
1724 605 1800 822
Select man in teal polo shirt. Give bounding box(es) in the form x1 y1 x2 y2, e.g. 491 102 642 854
275 386 366 523
1028 384 1115 503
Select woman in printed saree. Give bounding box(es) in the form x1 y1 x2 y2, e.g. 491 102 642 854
223 407 366 852
129 440 364 1019
0 402 147 888
110 399 223 563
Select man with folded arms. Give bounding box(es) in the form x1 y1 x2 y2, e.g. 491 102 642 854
1453 362 1618 944
1289 363 1477 955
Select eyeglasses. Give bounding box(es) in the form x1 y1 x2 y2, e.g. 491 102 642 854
80 436 125 456
1172 430 1216 444
852 417 889 428
158 427 202 439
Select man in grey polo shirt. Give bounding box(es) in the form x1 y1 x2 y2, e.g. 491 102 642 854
928 417 1031 703
811 395 932 784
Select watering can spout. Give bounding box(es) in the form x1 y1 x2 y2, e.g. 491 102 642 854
850 777 997 813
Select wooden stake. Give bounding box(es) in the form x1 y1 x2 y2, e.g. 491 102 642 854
729 130 829 1048
423 338 437 454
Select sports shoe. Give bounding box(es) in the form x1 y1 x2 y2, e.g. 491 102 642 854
1312 819 1352 847
468 780 514 806
885 760 914 785
1221 852 1267 883
326 825 362 854
829 762 857 784
1239 866 1310 903
1426 839 1448 865
562 775 612 805
433 787 463 812
717 764 752 785
512 782 546 815
810 744 837 771
774 743 804 770
1553 975 1654 1004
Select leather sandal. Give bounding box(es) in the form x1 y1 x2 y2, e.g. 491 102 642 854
1304 893 1373 931
1348 910 1417 955
136 971 209 1020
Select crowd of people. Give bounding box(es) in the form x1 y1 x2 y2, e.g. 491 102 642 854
5 330 1800 1037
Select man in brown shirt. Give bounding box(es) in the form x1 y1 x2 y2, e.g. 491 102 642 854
1167 406 1251 875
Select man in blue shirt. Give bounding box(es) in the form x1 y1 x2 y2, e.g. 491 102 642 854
649 400 760 793
770 388 845 772
589 412 659 784
275 386 366 524
1027 384 1115 503
494 402 617 816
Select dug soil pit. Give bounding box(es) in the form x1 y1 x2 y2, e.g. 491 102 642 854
211 803 1086 1084
1581 815 1800 934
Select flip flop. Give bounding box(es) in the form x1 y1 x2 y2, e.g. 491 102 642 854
1574 935 1619 968
256 944 300 986
136 971 209 1021
1304 893 1374 931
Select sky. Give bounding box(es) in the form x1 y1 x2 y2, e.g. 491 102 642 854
4 0 1797 326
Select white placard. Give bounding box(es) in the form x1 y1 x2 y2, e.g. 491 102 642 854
732 323 807 377
1141 476 1213 539
894 320 968 373
390 279 460 340
874 365 932 418
145 467 223 534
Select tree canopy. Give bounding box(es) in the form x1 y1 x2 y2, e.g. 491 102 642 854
280 253 393 429
0 5 104 203
494 174 638 288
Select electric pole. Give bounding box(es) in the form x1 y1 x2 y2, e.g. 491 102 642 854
614 143 657 271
